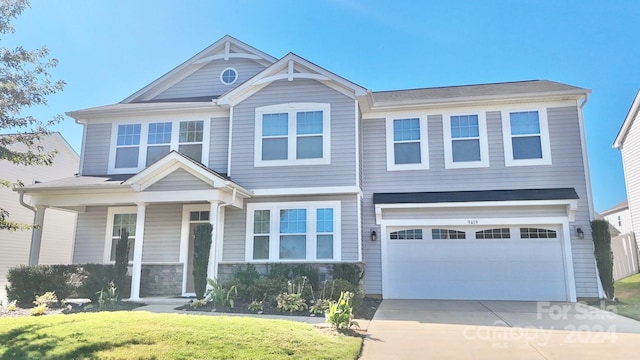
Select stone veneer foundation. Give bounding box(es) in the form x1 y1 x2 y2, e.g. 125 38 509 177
140 264 183 297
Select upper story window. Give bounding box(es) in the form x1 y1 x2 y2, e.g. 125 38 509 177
443 113 489 169
386 116 429 171
501 109 552 166
246 201 341 262
254 103 331 167
109 119 210 174
220 67 238 85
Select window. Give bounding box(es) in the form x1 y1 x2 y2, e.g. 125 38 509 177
432 229 466 240
255 103 331 167
109 119 210 174
501 109 551 166
386 117 429 171
389 229 423 240
443 113 489 168
190 211 210 221
520 228 557 239
246 201 341 261
115 124 141 169
220 67 238 85
475 228 510 239
104 207 137 262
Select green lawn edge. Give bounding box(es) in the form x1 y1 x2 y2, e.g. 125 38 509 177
614 273 640 321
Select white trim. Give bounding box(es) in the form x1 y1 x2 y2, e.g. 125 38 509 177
385 116 430 171
378 216 570 227
251 186 361 196
501 107 552 167
180 204 210 296
193 52 263 64
254 103 331 167
245 201 342 262
355 99 360 187
78 122 87 175
220 67 238 85
129 203 147 301
577 97 595 220
561 220 578 301
443 111 490 169
614 89 640 148
254 72 331 85
357 193 363 262
104 206 137 263
227 106 234 177
380 223 389 299
108 118 211 175
207 201 220 281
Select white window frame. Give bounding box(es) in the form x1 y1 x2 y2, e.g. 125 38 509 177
104 206 138 263
385 116 429 171
108 118 211 174
443 112 490 169
501 108 552 166
254 103 331 167
220 67 238 85
245 201 341 262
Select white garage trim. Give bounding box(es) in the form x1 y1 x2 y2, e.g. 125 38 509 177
378 215 576 302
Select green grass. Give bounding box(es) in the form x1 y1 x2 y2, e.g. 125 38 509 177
614 273 640 321
0 311 362 359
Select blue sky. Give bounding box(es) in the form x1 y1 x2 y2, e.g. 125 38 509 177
5 0 639 212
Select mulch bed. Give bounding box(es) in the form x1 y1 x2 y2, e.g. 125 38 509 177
0 301 145 318
177 296 382 320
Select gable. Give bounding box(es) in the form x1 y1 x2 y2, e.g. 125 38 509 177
145 168 212 191
152 58 266 101
123 35 277 103
614 89 640 149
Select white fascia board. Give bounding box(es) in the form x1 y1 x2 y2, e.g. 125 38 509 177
613 89 640 149
66 102 226 122
378 216 570 227
251 186 362 197
361 97 582 119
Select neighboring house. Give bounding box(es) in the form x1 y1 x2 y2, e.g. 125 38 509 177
17 35 601 302
1 133 79 305
600 200 631 235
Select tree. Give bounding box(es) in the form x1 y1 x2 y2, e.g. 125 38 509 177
192 223 213 299
0 0 65 231
591 219 615 299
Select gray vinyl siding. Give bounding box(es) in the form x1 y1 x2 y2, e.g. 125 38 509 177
73 206 108 263
81 123 111 175
620 111 640 248
154 58 266 100
230 79 357 188
142 204 182 263
362 105 598 297
209 116 229 174
221 195 359 262
146 168 211 191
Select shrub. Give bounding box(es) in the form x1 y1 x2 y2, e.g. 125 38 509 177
248 278 287 303
5 265 75 306
326 291 359 331
309 298 331 315
193 224 213 299
266 263 291 281
331 264 364 286
276 277 308 313
34 291 58 308
291 264 319 293
30 304 47 316
96 282 118 309
205 278 237 308
329 279 362 312
6 300 17 312
592 220 614 299
230 264 261 301
248 300 263 313
76 264 117 301
114 229 130 300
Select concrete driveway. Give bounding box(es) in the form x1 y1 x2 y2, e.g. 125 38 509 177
360 300 640 359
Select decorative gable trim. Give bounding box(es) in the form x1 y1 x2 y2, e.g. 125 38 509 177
122 35 277 104
216 53 368 106
614 89 640 149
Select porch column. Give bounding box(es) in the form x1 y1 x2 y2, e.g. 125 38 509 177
28 206 48 265
129 202 147 301
207 201 220 281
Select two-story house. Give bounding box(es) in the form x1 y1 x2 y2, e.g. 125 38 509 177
17 36 601 302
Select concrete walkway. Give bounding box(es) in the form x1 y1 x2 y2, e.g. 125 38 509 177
360 300 640 359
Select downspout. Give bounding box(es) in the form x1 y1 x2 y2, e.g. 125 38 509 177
18 191 44 266
211 187 237 280
578 93 605 298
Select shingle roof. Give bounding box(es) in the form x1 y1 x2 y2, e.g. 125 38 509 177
373 188 579 204
371 80 589 106
600 199 629 216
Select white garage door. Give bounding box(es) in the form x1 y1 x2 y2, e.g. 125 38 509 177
385 225 568 301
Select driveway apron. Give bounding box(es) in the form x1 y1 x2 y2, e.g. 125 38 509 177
360 300 640 359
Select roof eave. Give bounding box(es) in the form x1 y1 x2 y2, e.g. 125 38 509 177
66 101 223 121
613 90 640 149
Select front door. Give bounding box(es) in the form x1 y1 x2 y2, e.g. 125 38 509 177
182 208 210 296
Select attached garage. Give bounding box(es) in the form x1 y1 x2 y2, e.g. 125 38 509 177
374 189 580 301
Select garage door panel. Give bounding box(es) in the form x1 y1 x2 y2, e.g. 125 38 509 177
385 226 568 301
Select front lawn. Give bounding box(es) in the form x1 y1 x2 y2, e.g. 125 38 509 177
0 311 362 359
614 273 640 321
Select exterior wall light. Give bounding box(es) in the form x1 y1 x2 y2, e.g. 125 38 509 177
576 227 584 239
371 229 377 241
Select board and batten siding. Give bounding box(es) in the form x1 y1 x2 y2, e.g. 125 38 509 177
81 123 111 176
142 204 182 263
230 79 357 189
73 206 108 263
362 105 598 298
221 195 359 262
620 110 640 248
153 58 266 100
